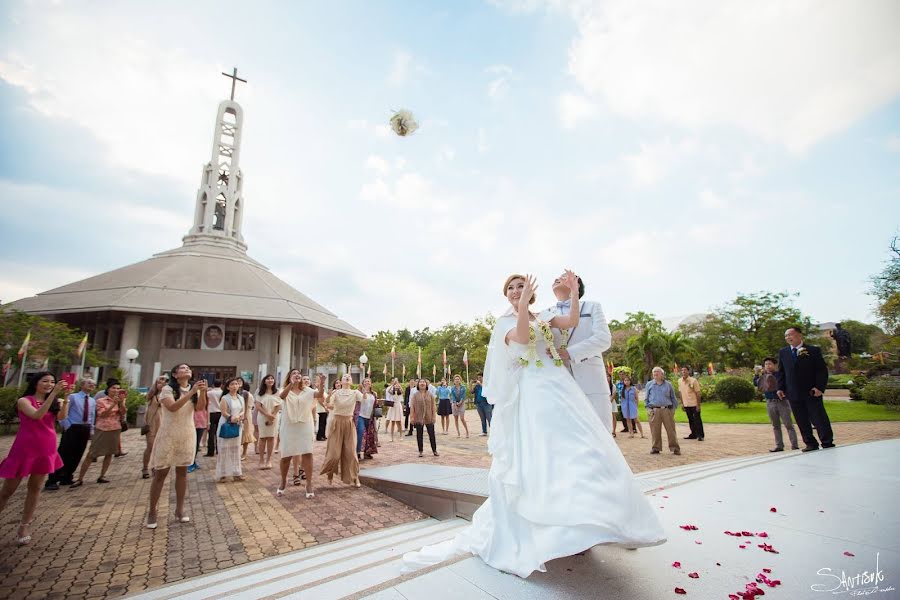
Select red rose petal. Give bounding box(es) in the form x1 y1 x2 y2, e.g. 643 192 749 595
663 495 670 498
694 540 702 544
769 507 777 512
672 561 681 568
843 551 855 557
762 568 771 573
674 587 687 595
679 524 699 531
757 532 769 538
716 562 722 566
688 572 699 578
741 531 754 537
739 544 747 549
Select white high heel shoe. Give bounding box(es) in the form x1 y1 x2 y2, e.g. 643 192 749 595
276 488 285 497
305 491 315 499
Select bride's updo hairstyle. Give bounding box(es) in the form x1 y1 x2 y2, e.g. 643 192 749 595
503 273 536 305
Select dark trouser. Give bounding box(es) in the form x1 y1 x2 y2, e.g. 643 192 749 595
684 406 704 439
47 424 91 486
475 402 492 433
317 411 328 440
193 428 204 465
207 412 221 455
415 423 437 453
405 405 414 434
788 395 834 448
619 405 628 431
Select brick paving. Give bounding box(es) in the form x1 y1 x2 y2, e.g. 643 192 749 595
0 413 897 599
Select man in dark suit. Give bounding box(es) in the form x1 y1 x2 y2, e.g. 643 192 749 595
777 326 834 452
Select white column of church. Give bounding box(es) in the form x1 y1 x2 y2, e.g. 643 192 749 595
118 315 142 377
277 324 292 379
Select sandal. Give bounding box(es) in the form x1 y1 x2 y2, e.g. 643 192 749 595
15 523 32 546
97 476 110 484
70 480 83 488
276 488 285 497
292 475 303 486
141 470 150 479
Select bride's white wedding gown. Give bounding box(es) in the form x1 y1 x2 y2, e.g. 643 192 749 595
402 309 667 578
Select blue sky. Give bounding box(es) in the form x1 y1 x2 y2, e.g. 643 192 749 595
1 0 898 334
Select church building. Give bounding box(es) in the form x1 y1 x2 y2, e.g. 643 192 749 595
6 73 364 386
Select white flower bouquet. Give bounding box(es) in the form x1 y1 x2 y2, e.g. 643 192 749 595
389 109 419 137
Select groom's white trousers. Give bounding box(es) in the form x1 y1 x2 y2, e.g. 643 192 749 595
585 392 613 434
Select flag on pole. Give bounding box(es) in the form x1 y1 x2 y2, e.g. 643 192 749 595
383 363 388 375
607 360 614 375
463 349 468 367
2 358 10 376
432 364 436 379
76 333 88 358
442 348 447 366
402 364 406 378
417 347 422 366
707 362 715 375
673 361 679 374
391 345 397 359
40 357 49 370
18 331 31 359
448 364 452 377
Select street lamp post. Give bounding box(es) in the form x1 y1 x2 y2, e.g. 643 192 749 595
125 348 139 386
359 352 368 384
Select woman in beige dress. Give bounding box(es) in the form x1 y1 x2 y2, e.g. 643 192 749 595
141 376 167 479
238 378 256 461
319 373 361 487
146 363 207 529
255 374 280 470
278 373 323 498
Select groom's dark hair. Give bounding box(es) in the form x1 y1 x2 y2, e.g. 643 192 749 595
576 276 585 298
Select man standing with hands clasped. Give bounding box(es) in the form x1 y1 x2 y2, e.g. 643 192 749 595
548 270 613 433
777 326 834 452
678 367 704 442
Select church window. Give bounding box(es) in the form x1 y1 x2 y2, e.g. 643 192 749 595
185 327 202 350
164 327 183 349
240 329 256 351
224 328 239 351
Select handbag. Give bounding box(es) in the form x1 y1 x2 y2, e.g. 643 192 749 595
120 419 129 432
220 420 240 439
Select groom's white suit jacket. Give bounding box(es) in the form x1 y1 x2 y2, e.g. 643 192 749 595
553 300 612 402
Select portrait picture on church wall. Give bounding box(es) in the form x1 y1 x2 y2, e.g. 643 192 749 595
201 323 225 350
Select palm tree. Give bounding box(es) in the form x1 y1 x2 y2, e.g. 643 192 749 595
659 331 697 368
624 329 669 381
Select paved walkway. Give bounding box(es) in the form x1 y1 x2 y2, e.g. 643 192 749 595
0 414 897 599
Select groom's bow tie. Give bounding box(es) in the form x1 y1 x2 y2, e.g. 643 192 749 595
556 300 571 310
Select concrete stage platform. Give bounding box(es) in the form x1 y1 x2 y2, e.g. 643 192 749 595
127 440 900 599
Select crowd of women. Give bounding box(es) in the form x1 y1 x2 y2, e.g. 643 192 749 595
0 365 471 542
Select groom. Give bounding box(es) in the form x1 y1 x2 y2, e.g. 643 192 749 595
549 271 613 433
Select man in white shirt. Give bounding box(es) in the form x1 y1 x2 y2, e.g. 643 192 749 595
205 379 223 456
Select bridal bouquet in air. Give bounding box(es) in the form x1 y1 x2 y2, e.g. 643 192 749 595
389 109 418 137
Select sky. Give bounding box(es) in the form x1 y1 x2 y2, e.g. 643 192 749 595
1 0 898 335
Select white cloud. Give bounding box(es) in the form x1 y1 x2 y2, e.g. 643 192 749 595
558 92 596 129
566 0 900 152
365 154 391 176
477 128 489 153
387 49 428 86
621 137 700 186
485 64 513 100
698 188 726 210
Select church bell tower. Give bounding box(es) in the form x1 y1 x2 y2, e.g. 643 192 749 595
183 68 248 252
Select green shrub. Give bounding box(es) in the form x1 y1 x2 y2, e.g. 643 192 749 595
849 375 869 401
697 378 720 403
0 386 25 426
715 376 756 408
125 388 146 425
861 377 900 410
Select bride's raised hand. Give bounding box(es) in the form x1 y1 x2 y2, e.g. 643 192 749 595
519 274 538 311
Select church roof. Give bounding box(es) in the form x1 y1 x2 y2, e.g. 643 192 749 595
6 240 365 337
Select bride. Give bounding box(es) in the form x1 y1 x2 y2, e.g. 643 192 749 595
402 272 666 578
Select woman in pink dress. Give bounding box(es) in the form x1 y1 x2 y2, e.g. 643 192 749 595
0 371 71 545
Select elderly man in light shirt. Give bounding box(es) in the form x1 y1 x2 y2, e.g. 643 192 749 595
645 367 681 456
678 367 704 442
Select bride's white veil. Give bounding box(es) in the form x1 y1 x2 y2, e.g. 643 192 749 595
481 306 523 500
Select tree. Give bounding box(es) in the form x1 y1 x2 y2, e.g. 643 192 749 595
0 310 105 376
659 331 696 367
624 328 669 381
836 319 887 355
681 292 812 368
870 236 900 336
312 336 369 371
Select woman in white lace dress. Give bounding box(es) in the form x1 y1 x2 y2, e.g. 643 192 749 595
403 273 666 578
216 377 246 482
146 363 207 529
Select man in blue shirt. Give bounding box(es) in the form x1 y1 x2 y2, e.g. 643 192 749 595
645 367 681 456
46 378 97 490
473 374 491 436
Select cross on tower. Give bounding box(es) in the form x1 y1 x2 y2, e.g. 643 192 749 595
221 67 247 101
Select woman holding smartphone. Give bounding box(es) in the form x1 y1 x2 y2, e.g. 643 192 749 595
72 379 126 487
146 363 207 529
0 371 70 545
217 377 247 482
141 376 167 479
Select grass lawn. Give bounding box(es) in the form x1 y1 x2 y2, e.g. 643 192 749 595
632 401 900 425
